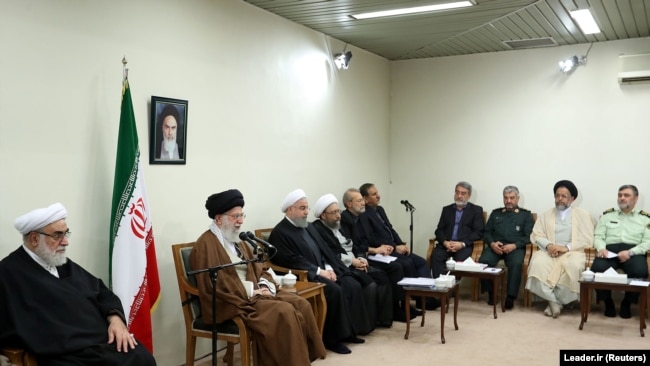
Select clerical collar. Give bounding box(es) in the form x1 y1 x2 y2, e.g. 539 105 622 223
22 245 59 278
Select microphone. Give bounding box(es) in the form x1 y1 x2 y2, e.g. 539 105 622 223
238 232 263 260
246 231 278 258
400 200 415 211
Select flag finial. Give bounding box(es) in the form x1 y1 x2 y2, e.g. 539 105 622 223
122 56 129 83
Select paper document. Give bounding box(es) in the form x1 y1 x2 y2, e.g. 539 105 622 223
630 280 650 287
606 251 618 259
397 277 436 287
368 254 398 263
483 267 503 273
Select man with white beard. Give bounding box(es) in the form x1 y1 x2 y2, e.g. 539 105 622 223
190 189 326 364
269 189 363 355
0 203 156 365
157 104 182 160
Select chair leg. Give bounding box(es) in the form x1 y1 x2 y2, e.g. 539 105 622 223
223 342 234 366
186 335 197 366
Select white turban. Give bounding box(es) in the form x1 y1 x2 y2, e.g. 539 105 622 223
281 189 307 212
14 203 68 235
313 194 338 218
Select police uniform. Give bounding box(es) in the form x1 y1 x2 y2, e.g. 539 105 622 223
592 208 650 304
478 207 534 301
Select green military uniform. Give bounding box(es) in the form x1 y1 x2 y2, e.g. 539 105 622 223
478 207 534 299
592 208 650 303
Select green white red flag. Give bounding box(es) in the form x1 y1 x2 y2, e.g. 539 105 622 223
109 78 161 353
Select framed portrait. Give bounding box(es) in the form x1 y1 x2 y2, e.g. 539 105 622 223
149 96 188 165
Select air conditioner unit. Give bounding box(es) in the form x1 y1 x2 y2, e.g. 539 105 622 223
618 53 650 84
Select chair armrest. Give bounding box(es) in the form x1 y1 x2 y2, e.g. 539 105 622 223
1 347 38 366
427 237 484 267
583 247 596 269
426 238 436 268
268 262 308 282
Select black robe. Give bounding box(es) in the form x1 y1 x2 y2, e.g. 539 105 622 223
0 247 155 366
268 218 360 345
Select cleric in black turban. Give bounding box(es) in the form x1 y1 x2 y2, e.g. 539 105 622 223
553 180 578 199
205 189 245 218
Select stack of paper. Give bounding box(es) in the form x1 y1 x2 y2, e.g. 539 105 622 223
397 277 436 289
368 254 398 264
594 267 628 284
454 257 488 272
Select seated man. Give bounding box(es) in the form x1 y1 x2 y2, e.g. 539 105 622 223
340 188 416 320
0 203 156 366
431 181 485 278
592 184 650 318
269 189 365 355
190 190 326 364
526 180 595 318
478 185 534 309
312 193 394 327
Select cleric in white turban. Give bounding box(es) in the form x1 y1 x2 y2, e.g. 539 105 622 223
280 188 307 212
14 202 68 235
313 193 338 218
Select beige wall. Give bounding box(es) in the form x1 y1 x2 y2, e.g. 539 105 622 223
389 37 650 255
0 0 389 364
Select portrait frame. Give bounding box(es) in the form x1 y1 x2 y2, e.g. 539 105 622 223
149 96 188 165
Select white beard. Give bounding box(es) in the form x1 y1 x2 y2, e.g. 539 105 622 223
34 237 67 267
163 139 177 155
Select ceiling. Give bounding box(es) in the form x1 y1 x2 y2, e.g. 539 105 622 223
244 0 650 60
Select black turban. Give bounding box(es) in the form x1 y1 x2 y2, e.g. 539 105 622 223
205 189 245 218
553 180 578 199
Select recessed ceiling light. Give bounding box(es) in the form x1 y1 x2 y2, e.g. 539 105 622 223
570 9 601 34
350 1 474 20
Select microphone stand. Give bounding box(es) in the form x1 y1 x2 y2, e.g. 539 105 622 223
187 254 264 366
406 204 416 253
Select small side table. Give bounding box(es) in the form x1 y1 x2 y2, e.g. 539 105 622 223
579 279 648 337
403 282 460 343
450 268 507 318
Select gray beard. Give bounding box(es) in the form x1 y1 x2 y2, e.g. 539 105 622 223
455 200 467 207
556 204 569 211
294 217 308 228
163 139 177 154
34 238 67 267
221 225 241 243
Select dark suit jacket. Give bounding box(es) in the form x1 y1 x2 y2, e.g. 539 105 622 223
434 202 485 248
312 219 366 261
355 206 404 255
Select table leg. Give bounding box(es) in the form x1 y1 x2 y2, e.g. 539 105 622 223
440 294 446 344
579 283 587 331
500 271 506 313
420 296 425 327
453 285 459 330
492 277 498 319
404 293 411 339
639 289 646 337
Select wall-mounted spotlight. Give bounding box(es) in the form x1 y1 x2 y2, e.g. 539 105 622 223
559 55 587 74
334 51 352 70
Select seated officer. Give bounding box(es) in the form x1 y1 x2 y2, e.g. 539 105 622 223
478 186 534 309
592 184 650 318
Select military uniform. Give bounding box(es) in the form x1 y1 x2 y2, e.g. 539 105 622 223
592 208 650 303
478 207 534 300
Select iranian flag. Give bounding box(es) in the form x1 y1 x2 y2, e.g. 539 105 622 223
110 78 161 353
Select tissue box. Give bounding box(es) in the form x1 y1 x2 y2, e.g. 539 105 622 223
435 275 456 289
454 263 488 272
594 273 628 284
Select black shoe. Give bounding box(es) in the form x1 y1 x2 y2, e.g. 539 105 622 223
620 299 632 319
344 336 365 344
425 298 440 310
410 306 422 316
604 298 616 317
327 343 351 354
487 292 494 306
505 296 515 310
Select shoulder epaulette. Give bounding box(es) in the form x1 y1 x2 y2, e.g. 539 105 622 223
602 208 615 215
494 207 504 212
518 207 530 212
640 210 650 219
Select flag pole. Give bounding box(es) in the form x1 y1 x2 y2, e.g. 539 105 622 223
122 56 128 83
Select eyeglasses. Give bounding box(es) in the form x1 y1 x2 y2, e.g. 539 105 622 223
35 229 71 241
324 210 341 215
224 213 246 220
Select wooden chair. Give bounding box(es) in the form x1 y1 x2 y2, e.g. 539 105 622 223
172 242 254 366
0 348 38 366
254 228 308 281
